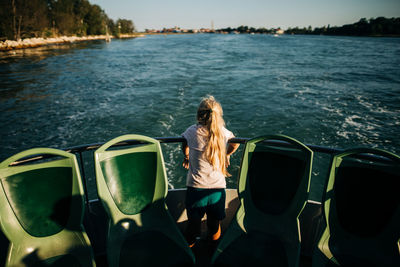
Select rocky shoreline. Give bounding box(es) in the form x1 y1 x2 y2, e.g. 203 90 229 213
0 35 143 51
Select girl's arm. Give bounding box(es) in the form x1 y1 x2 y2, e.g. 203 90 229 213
182 139 190 169
227 142 239 156
226 142 240 166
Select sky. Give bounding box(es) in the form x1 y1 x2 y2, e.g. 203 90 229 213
90 0 400 32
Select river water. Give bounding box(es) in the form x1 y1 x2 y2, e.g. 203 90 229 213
1 34 399 200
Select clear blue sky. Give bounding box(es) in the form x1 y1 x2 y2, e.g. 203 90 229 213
90 0 400 31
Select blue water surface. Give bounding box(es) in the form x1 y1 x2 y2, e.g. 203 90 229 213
1 34 399 199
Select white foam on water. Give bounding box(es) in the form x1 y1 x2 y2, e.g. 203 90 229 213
159 114 174 133
66 111 86 121
356 95 399 117
355 95 373 110
336 129 368 141
336 130 349 139
163 144 183 189
321 105 345 117
344 115 363 129
337 113 383 144
298 87 311 95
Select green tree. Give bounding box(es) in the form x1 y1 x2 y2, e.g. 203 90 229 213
0 0 49 39
106 17 116 36
20 0 49 38
116 18 135 34
85 4 106 35
73 0 91 36
50 0 79 35
237 25 248 33
0 0 14 39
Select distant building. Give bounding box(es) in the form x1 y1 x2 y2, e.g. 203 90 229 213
144 26 216 34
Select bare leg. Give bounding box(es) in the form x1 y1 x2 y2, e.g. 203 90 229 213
207 217 221 241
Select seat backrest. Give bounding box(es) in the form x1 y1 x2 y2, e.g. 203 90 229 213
212 135 314 267
94 134 167 223
318 148 400 266
94 135 195 266
239 135 313 223
0 148 93 266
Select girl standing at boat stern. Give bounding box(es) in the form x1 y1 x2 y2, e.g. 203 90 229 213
182 95 239 248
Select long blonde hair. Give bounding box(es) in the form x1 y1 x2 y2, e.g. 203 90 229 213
197 96 230 177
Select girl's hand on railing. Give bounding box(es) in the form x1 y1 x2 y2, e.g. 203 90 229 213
182 157 189 169
226 155 231 166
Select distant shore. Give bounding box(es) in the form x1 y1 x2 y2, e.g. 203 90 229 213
0 34 145 51
2 31 398 51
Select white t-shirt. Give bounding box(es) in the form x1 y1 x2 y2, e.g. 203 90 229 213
182 124 234 189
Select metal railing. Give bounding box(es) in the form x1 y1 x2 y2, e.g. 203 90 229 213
65 137 344 155
7 136 394 204
63 136 345 203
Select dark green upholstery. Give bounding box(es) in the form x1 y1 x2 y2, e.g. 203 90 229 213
0 148 95 267
100 152 157 214
1 167 72 237
334 163 399 238
313 148 400 266
94 135 195 267
249 149 307 215
212 135 313 267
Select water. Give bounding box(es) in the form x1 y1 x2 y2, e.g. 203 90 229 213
1 34 399 200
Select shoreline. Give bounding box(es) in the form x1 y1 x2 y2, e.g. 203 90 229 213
1 32 398 51
0 34 145 51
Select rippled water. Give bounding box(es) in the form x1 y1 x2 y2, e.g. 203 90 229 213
1 34 399 199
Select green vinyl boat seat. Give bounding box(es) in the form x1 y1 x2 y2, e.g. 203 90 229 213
212 135 313 267
94 134 195 267
312 148 400 266
0 148 95 267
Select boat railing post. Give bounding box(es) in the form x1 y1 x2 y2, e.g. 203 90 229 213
78 151 90 205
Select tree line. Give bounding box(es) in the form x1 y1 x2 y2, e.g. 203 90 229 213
286 17 400 36
217 26 276 34
0 0 135 40
217 17 400 36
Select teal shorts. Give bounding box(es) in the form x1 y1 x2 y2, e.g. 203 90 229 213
185 187 226 221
